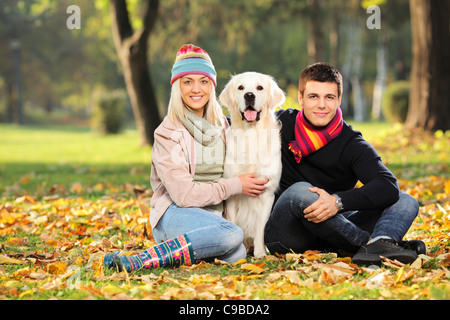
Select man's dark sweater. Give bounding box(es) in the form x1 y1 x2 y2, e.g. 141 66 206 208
275 108 399 211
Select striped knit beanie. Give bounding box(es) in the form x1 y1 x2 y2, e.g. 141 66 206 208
170 44 217 87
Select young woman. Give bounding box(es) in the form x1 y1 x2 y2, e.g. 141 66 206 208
104 44 268 272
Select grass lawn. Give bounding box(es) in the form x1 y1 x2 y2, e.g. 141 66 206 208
0 121 386 199
2 121 448 199
0 123 152 199
0 121 449 301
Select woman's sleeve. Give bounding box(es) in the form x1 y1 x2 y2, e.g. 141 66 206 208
152 129 242 208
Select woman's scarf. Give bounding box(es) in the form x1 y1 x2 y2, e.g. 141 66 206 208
180 110 225 214
288 108 343 163
181 110 222 147
180 110 225 182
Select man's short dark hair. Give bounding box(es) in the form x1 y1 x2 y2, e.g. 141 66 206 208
299 62 343 98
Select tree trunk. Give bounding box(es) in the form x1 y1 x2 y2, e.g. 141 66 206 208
9 38 24 125
371 32 388 121
6 81 17 123
306 0 325 63
110 0 161 146
350 25 367 122
406 0 450 131
329 2 340 67
340 20 356 118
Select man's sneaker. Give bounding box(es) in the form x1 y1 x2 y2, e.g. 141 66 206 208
352 238 418 266
398 240 427 255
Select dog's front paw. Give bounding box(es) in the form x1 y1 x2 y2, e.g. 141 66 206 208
253 250 266 259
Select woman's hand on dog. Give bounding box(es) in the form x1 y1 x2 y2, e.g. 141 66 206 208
239 173 269 197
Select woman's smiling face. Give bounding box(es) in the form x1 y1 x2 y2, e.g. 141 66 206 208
180 74 212 117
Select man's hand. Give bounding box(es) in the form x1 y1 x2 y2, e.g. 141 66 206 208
303 187 339 223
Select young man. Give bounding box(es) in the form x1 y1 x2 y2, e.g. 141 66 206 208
264 62 425 266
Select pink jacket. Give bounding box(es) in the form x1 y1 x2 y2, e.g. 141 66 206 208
149 115 242 228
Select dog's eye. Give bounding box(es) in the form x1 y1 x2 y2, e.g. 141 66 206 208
257 86 264 91
238 85 244 91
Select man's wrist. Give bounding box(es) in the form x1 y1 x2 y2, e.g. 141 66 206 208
332 194 344 212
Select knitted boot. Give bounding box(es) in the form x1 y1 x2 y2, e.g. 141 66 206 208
103 234 195 273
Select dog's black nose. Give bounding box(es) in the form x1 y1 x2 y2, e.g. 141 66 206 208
244 92 255 101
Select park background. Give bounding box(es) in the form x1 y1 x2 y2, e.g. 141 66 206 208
0 0 450 301
1 0 449 141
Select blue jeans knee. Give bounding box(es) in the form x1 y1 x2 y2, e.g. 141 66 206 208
370 191 419 241
282 181 319 210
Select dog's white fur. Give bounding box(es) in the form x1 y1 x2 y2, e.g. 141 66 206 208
219 72 285 258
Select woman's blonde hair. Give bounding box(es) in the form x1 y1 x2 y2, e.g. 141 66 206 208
167 79 224 128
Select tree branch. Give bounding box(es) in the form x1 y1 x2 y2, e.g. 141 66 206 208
110 0 133 42
140 0 159 42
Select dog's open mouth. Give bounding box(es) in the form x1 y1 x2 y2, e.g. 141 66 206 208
242 107 261 122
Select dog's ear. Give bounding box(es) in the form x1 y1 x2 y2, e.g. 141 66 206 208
268 77 286 109
219 78 235 110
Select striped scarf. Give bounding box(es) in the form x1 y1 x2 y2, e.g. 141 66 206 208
288 108 343 163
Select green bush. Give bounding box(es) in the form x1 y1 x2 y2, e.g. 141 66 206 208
91 90 127 134
382 81 410 123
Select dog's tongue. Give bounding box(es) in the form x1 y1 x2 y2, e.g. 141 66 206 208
244 109 258 122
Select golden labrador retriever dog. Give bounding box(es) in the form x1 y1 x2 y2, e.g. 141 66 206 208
219 72 285 257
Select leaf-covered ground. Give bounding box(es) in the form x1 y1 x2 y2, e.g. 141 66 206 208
1 125 449 300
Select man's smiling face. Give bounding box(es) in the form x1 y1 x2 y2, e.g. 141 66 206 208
298 81 342 127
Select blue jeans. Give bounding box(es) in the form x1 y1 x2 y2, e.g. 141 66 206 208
264 182 419 254
152 203 246 263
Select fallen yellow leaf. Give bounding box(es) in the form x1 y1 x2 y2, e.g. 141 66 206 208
48 262 68 275
73 256 84 266
101 283 127 295
240 263 267 274
395 266 415 283
0 254 26 265
11 267 32 277
379 287 393 298
138 200 150 216
15 195 35 203
233 258 247 266
338 256 352 264
285 253 302 261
